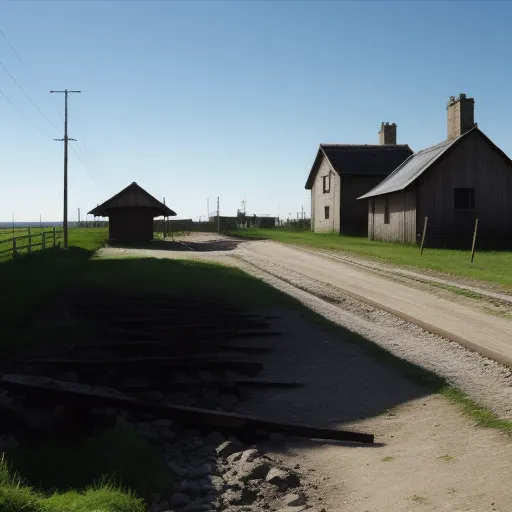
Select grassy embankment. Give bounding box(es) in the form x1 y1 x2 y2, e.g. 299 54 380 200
229 228 512 290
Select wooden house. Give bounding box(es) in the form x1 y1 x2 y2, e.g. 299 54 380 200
305 124 412 235
89 182 176 243
359 95 512 248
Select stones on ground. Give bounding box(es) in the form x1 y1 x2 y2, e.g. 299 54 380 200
168 461 187 477
170 492 192 508
222 488 259 506
239 448 259 463
206 431 224 446
225 459 271 484
226 451 243 464
266 468 300 489
216 439 244 459
179 479 202 494
282 493 306 507
187 463 213 480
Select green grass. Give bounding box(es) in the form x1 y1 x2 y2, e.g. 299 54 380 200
381 456 394 462
6 426 169 500
437 454 455 463
229 228 512 290
0 456 145 512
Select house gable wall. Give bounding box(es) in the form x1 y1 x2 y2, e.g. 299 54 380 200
311 155 340 232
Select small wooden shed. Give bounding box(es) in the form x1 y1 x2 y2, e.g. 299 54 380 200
89 182 176 243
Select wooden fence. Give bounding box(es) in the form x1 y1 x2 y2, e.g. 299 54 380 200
0 227 63 260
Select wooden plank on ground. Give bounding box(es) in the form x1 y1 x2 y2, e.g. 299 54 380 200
0 374 374 444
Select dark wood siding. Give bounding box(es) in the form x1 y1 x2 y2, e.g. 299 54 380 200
417 130 512 248
342 175 388 235
108 208 154 243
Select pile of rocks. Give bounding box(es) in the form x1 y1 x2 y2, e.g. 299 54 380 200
135 422 326 512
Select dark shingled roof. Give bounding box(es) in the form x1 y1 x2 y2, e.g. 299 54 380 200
305 144 413 190
358 126 512 199
89 182 176 217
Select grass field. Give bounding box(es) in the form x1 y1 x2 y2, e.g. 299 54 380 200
229 229 512 290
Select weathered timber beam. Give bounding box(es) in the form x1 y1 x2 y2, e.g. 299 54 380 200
0 374 374 444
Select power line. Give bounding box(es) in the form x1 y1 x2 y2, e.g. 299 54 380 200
69 141 97 185
0 28 36 81
0 58 62 134
0 88 54 138
0 26 64 123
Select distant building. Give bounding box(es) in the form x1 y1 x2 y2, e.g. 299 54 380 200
359 94 512 248
305 125 412 235
88 182 176 243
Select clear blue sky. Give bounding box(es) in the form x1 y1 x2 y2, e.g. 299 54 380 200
1 0 511 222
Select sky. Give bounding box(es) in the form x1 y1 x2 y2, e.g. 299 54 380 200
1 0 512 222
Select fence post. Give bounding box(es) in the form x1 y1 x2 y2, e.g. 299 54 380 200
42 232 46 250
12 237 17 258
53 227 56 247
420 216 428 255
471 218 479 264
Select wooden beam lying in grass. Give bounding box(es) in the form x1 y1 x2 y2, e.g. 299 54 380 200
0 374 374 444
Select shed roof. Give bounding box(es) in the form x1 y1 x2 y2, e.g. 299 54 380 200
88 182 177 217
305 144 413 190
358 126 511 199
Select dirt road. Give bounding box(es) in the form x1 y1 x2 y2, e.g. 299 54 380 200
234 240 512 365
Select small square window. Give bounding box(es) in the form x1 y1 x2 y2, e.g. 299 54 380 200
322 175 331 194
324 206 330 219
384 196 390 224
454 188 475 210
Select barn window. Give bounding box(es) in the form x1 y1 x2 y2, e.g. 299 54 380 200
322 175 331 193
384 196 390 224
454 188 476 210
324 206 330 219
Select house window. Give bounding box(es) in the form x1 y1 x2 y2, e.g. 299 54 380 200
324 206 330 220
322 175 331 194
454 188 476 210
384 196 390 224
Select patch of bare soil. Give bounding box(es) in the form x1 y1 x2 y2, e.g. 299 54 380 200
235 311 512 512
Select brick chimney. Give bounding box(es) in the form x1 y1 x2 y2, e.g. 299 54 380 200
447 93 475 140
378 122 397 145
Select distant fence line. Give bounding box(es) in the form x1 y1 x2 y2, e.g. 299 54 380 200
0 227 63 261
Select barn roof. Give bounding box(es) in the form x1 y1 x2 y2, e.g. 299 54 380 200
88 182 177 217
305 144 413 190
358 126 511 199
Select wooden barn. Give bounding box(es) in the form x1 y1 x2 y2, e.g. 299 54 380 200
89 182 176 243
305 124 412 235
359 94 512 249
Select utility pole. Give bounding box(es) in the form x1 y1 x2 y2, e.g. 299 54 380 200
163 197 167 240
217 197 220 234
50 89 81 249
78 208 81 227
